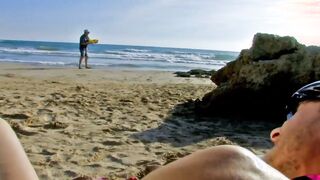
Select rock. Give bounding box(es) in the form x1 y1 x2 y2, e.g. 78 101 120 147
174 69 215 78
249 33 299 61
195 33 320 122
189 69 215 76
174 72 191 77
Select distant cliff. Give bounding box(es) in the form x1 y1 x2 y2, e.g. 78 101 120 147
195 33 320 122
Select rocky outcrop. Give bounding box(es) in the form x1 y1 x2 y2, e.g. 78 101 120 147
195 33 320 122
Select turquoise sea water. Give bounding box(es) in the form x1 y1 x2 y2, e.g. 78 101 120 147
0 40 239 71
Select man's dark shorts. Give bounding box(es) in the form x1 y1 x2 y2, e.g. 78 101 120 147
80 47 88 57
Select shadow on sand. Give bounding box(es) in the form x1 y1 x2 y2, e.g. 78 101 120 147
131 101 282 150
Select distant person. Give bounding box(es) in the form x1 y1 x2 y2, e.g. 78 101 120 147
79 29 91 69
143 81 320 180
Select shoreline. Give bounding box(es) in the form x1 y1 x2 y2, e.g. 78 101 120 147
0 40 238 74
0 62 274 179
0 62 213 85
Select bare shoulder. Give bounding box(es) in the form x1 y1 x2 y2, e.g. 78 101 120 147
143 145 288 180
204 145 288 179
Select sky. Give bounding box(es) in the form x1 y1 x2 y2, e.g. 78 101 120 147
1 0 320 51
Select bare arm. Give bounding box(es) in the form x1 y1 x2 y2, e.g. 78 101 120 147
0 119 39 180
142 145 289 180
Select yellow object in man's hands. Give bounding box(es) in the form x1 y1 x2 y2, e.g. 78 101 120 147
89 39 99 44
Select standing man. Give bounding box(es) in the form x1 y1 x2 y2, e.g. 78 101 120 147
79 29 90 69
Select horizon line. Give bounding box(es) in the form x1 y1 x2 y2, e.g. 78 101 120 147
0 38 241 53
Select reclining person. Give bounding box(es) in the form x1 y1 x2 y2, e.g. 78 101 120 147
143 81 320 180
0 81 319 180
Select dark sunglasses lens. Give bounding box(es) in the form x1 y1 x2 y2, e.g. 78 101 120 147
285 101 298 120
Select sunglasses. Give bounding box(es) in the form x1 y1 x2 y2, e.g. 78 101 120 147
285 82 320 120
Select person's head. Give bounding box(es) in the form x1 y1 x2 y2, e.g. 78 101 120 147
264 81 320 178
84 29 90 36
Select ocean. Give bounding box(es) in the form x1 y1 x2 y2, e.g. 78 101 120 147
0 40 239 71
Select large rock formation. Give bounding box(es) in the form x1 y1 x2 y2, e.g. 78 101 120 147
195 33 320 122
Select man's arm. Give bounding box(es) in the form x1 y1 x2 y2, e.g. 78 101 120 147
80 36 90 46
142 145 288 180
0 119 39 180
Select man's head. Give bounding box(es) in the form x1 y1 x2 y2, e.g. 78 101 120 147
265 81 320 178
84 29 90 35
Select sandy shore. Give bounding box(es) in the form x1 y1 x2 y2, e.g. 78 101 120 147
0 63 275 179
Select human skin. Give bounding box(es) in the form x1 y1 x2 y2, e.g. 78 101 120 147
142 145 288 180
0 102 318 179
0 119 39 180
264 101 320 178
143 101 320 180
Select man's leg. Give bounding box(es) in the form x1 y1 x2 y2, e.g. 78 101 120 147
85 55 89 68
79 48 86 69
0 119 39 180
79 56 83 69
84 49 89 68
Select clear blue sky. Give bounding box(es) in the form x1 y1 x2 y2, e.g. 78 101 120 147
1 0 319 51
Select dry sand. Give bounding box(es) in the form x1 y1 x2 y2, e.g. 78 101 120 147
0 63 276 179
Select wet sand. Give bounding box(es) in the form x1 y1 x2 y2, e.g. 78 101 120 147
0 63 275 179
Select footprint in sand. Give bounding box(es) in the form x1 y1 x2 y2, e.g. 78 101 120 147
102 139 124 146
41 149 56 155
9 121 38 136
3 73 16 78
64 170 78 177
50 92 66 100
43 121 68 129
76 74 87 77
87 164 102 168
1 113 30 120
37 109 54 122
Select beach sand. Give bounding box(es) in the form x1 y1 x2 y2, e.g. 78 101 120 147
0 63 275 179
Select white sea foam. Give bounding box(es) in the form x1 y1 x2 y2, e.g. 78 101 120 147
0 40 238 71
123 48 151 53
0 46 232 65
0 47 79 57
97 50 225 65
0 58 66 65
0 47 231 66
